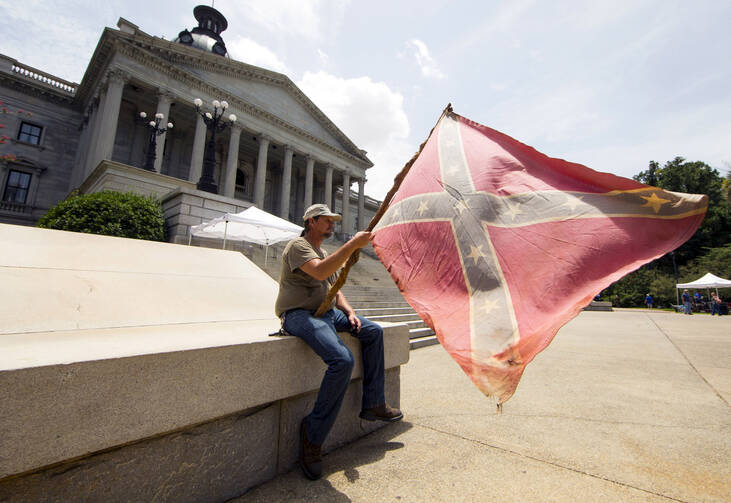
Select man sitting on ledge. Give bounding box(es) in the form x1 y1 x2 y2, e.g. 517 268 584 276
275 204 403 480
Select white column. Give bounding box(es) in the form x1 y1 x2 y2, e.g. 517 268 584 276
358 177 365 230
169 137 183 178
71 112 92 188
254 135 270 209
324 164 333 208
83 92 104 178
342 171 351 236
304 156 314 209
130 119 147 168
188 115 206 183
153 91 173 173
222 124 242 198
91 69 126 170
280 146 294 219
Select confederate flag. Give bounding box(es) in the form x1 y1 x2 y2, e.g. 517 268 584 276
371 107 707 405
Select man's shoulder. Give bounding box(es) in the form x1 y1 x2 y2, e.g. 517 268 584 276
284 237 323 264
284 236 309 252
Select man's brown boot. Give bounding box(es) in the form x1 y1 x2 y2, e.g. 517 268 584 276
299 418 322 480
359 403 403 422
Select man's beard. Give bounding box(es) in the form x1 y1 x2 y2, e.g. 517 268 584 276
323 231 333 238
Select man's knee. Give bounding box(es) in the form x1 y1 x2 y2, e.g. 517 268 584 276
330 348 355 373
359 319 383 343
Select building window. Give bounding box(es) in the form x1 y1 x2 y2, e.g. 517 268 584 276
17 122 43 145
2 169 32 204
235 168 247 192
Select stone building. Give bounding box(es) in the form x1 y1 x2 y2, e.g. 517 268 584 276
0 5 380 240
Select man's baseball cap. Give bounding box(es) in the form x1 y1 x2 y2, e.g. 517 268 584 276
303 204 341 222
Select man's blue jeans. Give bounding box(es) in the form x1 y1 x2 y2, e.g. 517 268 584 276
283 308 386 446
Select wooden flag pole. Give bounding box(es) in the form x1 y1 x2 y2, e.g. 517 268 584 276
313 104 454 317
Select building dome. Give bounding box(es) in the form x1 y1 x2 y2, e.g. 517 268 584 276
174 5 229 57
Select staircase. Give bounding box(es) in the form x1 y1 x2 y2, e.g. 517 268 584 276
341 285 439 349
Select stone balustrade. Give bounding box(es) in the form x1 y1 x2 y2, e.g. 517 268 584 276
9 61 77 94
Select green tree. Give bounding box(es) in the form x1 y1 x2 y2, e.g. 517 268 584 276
679 244 731 282
37 191 165 241
722 167 730 203
634 157 731 266
605 267 654 307
634 160 660 186
649 274 678 307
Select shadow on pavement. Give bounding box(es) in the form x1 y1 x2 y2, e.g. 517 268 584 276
232 421 413 502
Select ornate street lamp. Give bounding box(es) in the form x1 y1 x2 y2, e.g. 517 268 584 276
139 112 173 172
194 98 237 193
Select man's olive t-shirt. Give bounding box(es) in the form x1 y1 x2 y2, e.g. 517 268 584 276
275 237 336 317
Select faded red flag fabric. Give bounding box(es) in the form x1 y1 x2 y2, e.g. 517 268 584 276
371 108 707 405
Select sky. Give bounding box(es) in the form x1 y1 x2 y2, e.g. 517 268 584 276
1 0 729 199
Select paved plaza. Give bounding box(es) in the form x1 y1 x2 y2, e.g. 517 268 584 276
233 309 730 502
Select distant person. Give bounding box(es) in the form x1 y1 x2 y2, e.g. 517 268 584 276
693 291 701 305
645 293 653 309
711 293 723 316
613 294 620 307
682 289 692 315
275 204 403 481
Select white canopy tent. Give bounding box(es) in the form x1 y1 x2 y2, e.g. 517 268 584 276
189 206 303 265
676 272 731 295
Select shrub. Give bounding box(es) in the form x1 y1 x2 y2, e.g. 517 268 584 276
37 191 165 241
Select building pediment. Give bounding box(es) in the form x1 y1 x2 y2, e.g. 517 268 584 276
77 28 372 168
174 62 350 154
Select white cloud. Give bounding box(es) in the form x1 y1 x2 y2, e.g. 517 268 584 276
227 37 288 73
317 49 329 66
297 71 413 199
0 0 109 83
449 0 538 55
487 82 606 146
224 0 350 41
406 39 445 80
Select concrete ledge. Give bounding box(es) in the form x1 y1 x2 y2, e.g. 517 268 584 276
0 367 402 503
582 301 613 312
79 160 197 199
0 322 409 480
0 223 411 500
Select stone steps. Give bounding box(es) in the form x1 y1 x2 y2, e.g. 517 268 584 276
366 313 424 324
356 307 415 316
346 288 438 350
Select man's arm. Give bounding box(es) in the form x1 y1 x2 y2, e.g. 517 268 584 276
300 231 372 280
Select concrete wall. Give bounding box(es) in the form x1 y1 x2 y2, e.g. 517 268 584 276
162 186 252 244
79 160 197 198
0 223 410 501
